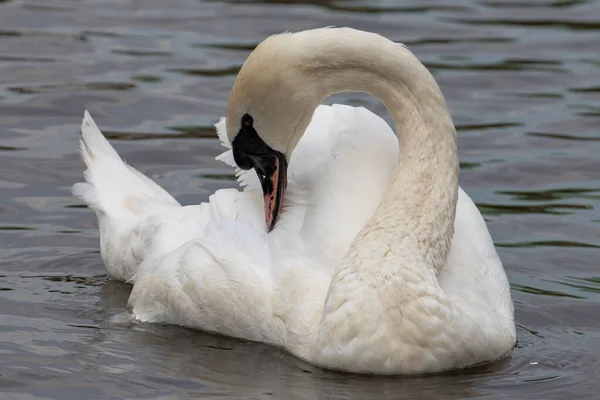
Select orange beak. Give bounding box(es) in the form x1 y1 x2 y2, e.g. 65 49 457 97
255 152 287 232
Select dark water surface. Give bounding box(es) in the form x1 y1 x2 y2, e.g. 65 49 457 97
1 0 599 398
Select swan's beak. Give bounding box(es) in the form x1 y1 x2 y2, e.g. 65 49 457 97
230 118 288 232
254 152 287 232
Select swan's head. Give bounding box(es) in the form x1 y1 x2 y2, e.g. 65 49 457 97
226 32 323 231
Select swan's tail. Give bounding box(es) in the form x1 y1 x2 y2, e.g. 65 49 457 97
72 111 182 281
72 110 180 219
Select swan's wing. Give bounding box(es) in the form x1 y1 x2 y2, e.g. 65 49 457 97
128 104 400 339
128 217 285 345
440 188 514 324
270 104 399 268
135 188 264 263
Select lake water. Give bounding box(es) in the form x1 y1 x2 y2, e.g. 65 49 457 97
1 0 599 398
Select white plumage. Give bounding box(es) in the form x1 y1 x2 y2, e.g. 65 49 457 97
73 27 515 375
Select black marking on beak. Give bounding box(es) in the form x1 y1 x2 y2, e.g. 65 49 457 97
232 113 288 232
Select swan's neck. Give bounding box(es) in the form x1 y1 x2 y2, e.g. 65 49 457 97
291 30 460 368
301 29 458 278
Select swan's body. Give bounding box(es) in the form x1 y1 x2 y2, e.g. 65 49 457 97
73 28 515 374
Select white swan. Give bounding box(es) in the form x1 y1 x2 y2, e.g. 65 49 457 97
73 27 515 375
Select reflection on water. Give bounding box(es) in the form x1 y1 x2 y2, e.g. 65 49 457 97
0 0 599 398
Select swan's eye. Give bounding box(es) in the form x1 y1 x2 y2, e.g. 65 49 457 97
241 113 253 127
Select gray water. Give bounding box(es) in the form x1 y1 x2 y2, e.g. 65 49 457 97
1 0 599 398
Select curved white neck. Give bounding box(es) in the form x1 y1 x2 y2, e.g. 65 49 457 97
299 29 459 275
